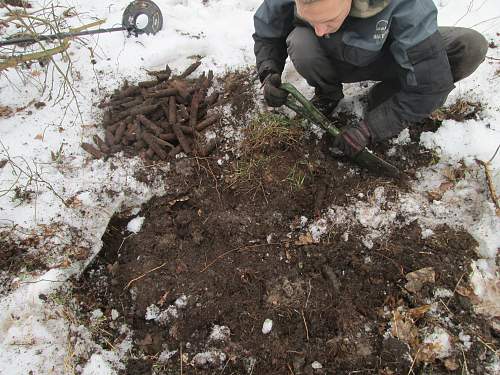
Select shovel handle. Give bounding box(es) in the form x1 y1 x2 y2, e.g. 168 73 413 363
281 83 340 137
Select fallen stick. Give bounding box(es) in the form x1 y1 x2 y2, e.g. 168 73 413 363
105 129 115 147
195 113 221 132
173 124 192 154
147 65 172 81
143 132 168 160
113 122 127 144
168 96 177 126
92 135 110 154
179 60 201 79
168 144 183 158
145 88 178 99
206 91 219 106
124 262 167 290
197 138 217 157
178 125 195 135
82 143 104 159
122 103 158 119
111 86 140 99
189 90 201 127
118 97 144 109
159 133 177 142
476 150 500 216
138 80 159 89
143 132 174 149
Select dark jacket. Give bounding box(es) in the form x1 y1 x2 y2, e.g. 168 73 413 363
253 0 455 141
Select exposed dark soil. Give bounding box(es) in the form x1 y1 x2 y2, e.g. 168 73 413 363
71 73 496 374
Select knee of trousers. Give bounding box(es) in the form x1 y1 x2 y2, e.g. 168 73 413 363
286 28 325 77
451 29 489 81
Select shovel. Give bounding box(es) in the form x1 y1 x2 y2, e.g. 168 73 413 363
281 83 401 178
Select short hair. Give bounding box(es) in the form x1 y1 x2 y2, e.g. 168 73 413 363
296 0 323 4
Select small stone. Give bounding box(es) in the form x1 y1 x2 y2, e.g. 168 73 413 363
111 309 119 320
262 319 273 334
311 361 323 369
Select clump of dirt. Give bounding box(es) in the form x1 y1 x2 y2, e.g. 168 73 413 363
0 239 22 272
72 103 495 374
221 68 258 120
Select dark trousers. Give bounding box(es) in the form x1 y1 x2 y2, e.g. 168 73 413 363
286 26 488 101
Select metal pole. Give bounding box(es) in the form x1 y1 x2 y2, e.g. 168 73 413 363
0 27 128 47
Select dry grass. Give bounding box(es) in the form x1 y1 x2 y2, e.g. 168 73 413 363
431 98 483 122
227 112 305 196
240 112 302 156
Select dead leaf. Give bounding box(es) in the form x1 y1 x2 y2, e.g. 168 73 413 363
107 261 119 276
408 305 432 320
391 310 419 348
0 159 7 169
405 267 435 293
53 258 71 269
427 190 443 202
157 291 170 306
72 247 90 261
456 285 481 304
34 133 43 140
416 342 442 363
427 181 455 201
0 105 13 118
295 232 316 246
444 357 459 371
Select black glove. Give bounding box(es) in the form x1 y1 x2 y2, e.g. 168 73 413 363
333 120 372 157
263 73 288 107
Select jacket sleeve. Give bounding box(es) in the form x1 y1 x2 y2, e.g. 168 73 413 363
365 0 455 141
253 0 295 81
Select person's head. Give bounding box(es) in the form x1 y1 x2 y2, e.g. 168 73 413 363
296 0 352 37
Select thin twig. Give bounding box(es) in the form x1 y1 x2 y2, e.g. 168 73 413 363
301 309 309 341
476 146 500 216
123 262 166 290
407 345 422 375
200 243 275 273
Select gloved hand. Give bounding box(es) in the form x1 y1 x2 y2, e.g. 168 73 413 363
263 73 288 107
333 120 372 157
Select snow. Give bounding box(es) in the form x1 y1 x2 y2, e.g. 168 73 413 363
423 327 453 359
209 325 231 342
0 0 499 373
126 216 145 233
145 304 160 321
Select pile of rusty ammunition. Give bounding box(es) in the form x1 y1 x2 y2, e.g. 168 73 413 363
82 61 221 161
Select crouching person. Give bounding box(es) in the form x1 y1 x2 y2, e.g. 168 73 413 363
253 0 488 156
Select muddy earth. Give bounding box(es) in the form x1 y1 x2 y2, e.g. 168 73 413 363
68 73 497 374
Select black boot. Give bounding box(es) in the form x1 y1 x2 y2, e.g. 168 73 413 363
310 88 344 118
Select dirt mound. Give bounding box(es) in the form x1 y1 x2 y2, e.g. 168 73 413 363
71 95 496 374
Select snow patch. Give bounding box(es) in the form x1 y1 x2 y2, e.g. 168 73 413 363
127 216 145 234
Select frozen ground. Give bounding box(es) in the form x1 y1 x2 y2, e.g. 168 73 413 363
0 0 498 373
